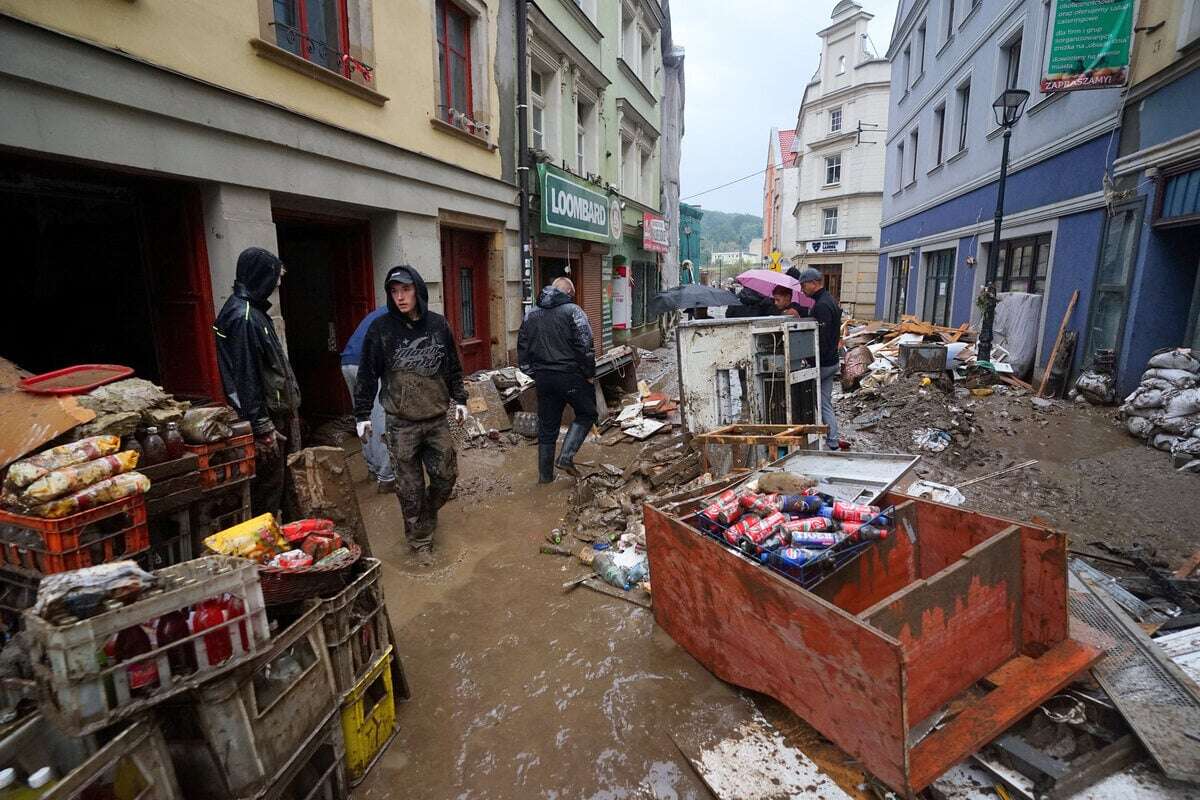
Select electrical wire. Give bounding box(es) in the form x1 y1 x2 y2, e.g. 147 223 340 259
681 162 785 201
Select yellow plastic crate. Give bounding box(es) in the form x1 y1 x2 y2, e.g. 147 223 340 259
340 645 398 786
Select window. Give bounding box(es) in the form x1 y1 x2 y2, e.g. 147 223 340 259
916 23 927 77
895 143 905 190
956 81 970 151
1086 202 1143 359
436 0 473 122
889 256 911 322
822 207 839 236
994 233 1052 294
530 72 545 151
574 0 598 22
945 0 956 39
621 135 637 195
837 55 846 74
630 260 660 327
641 30 654 87
621 3 638 65
575 98 597 176
1003 35 1023 90
830 107 843 133
922 249 955 327
903 45 912 88
1180 0 1200 50
640 148 653 204
824 154 842 185
909 129 920 183
459 267 476 337
934 104 946 164
272 0 351 76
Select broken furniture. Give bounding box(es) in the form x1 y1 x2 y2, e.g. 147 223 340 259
691 424 827 477
645 451 1100 797
675 318 821 435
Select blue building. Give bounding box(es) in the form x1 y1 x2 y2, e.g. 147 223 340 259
877 0 1124 383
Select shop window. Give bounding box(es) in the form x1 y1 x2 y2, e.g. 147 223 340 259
994 233 1051 294
436 0 474 124
824 154 841 186
630 260 660 327
271 0 354 76
1085 201 1142 359
922 249 955 327
889 255 911 322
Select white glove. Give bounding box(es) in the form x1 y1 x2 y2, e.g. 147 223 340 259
453 404 470 424
356 421 372 441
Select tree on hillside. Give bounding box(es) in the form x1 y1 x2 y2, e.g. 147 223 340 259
696 210 763 265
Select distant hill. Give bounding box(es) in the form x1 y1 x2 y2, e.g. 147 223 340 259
697 210 762 266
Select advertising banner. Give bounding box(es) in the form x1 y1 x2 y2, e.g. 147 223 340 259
642 213 670 253
538 164 617 244
1041 0 1135 92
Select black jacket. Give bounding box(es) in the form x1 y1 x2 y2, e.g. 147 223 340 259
800 287 843 368
517 286 595 379
213 248 301 436
725 286 775 318
353 266 467 423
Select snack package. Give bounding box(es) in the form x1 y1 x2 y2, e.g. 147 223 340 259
315 547 353 567
281 518 335 545
268 550 313 570
4 436 121 493
300 531 343 562
203 514 286 563
26 472 151 519
12 451 140 508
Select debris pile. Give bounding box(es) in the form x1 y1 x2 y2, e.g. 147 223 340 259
1118 347 1200 473
73 378 190 439
841 315 997 394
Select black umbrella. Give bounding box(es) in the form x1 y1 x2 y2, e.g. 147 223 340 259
647 284 738 317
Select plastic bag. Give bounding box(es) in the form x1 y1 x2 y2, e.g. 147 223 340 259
841 345 874 391
912 428 951 452
3 435 121 493
1147 348 1199 373
203 513 286 563
26 472 150 519
1142 369 1198 389
32 560 158 621
281 518 335 545
1073 371 1116 405
268 550 313 570
9 451 140 509
180 406 238 445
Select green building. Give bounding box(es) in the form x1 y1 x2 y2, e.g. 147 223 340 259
679 202 702 283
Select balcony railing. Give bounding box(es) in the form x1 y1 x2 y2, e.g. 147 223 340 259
269 21 374 84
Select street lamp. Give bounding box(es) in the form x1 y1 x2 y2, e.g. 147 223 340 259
976 88 1031 365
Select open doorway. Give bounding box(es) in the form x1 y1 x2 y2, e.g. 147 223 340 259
274 214 373 430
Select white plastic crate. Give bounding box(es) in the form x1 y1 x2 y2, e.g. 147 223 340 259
25 555 270 736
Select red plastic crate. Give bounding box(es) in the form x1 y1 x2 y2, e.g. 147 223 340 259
0 494 150 575
183 434 256 490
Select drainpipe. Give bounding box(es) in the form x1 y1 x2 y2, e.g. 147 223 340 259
517 0 533 313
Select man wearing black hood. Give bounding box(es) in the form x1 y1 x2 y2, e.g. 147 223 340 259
353 265 468 565
517 277 597 483
213 247 301 517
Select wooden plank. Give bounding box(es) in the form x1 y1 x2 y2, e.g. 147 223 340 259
1036 290 1079 397
465 378 512 432
907 497 1014 580
908 637 1102 792
140 453 199 483
1175 549 1200 579
1018 525 1069 656
645 505 909 793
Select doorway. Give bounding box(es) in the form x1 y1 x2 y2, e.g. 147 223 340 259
440 227 493 374
813 263 842 302
275 215 373 428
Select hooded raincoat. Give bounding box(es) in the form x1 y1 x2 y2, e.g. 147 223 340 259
353 265 467 423
213 248 301 435
517 286 596 379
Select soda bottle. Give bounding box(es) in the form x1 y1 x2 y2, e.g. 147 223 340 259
740 493 782 516
840 520 864 537
140 427 167 467
742 529 788 558
193 598 232 668
788 531 847 549
772 546 827 575
733 511 787 553
782 516 832 534
592 551 631 590
114 625 160 698
822 500 881 523
780 494 823 515
222 593 251 654
721 514 761 546
155 609 196 677
164 422 186 460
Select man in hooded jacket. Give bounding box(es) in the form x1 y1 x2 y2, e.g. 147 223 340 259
517 277 596 483
354 265 468 565
213 247 301 517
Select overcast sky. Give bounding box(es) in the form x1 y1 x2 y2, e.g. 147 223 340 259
673 0 897 216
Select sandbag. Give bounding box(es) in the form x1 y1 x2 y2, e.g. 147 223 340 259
1163 387 1200 418
1126 416 1156 438
1157 415 1200 436
1141 378 1179 392
1129 387 1170 410
993 292 1043 376
1147 348 1200 373
1074 370 1116 405
1119 404 1162 420
1152 433 1181 452
1172 437 1200 456
1142 368 1198 388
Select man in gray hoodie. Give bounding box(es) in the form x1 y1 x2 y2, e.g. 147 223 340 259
353 266 468 565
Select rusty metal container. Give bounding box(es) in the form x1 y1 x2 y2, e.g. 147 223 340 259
899 341 947 373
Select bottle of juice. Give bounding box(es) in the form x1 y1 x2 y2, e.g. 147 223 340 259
163 422 186 460
193 599 232 668
155 610 196 677
140 427 167 467
222 594 251 654
115 626 159 699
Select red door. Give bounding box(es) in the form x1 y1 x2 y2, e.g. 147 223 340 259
440 228 492 374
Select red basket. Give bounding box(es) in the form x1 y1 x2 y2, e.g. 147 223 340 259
0 494 150 575
183 434 256 490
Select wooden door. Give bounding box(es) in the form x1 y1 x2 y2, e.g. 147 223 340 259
440 228 492 374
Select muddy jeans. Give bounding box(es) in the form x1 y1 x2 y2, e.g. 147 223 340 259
819 364 839 448
250 414 294 518
385 414 458 550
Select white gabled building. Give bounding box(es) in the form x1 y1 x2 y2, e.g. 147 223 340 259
790 0 889 318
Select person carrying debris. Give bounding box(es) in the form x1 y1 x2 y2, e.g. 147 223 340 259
353 265 469 567
341 307 395 493
794 267 843 450
213 247 301 518
517 277 597 483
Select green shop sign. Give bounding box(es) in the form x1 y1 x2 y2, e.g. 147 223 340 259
538 164 619 244
1041 0 1134 92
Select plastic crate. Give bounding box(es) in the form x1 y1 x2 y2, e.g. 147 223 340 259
340 646 397 787
183 434 256 490
176 604 340 798
0 713 182 800
139 510 194 572
190 481 252 543
308 558 391 698
259 713 347 800
0 495 150 575
25 555 271 736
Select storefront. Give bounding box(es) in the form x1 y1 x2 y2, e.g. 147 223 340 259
610 206 668 349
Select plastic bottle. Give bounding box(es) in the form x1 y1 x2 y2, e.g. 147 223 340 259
140 427 167 467
115 626 159 699
0 767 16 795
193 598 232 668
222 594 251 654
120 435 144 463
155 609 196 677
163 422 186 460
592 551 631 590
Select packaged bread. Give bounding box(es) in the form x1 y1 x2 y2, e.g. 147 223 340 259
4 436 121 493
26 472 151 519
204 513 286 563
12 451 140 508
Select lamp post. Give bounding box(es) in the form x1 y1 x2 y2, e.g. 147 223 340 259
976 88 1030 365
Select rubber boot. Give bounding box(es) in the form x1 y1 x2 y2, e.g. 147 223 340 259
555 422 589 477
537 440 556 484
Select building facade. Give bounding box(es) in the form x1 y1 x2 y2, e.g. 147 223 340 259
1104 0 1200 395
525 0 679 350
790 0 887 319
877 0 1122 382
762 127 800 263
0 0 519 427
679 202 703 283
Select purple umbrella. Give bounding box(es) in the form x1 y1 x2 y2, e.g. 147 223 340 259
735 269 815 309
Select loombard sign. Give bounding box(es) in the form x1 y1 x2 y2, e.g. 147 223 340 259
538 164 616 244
1041 0 1134 92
